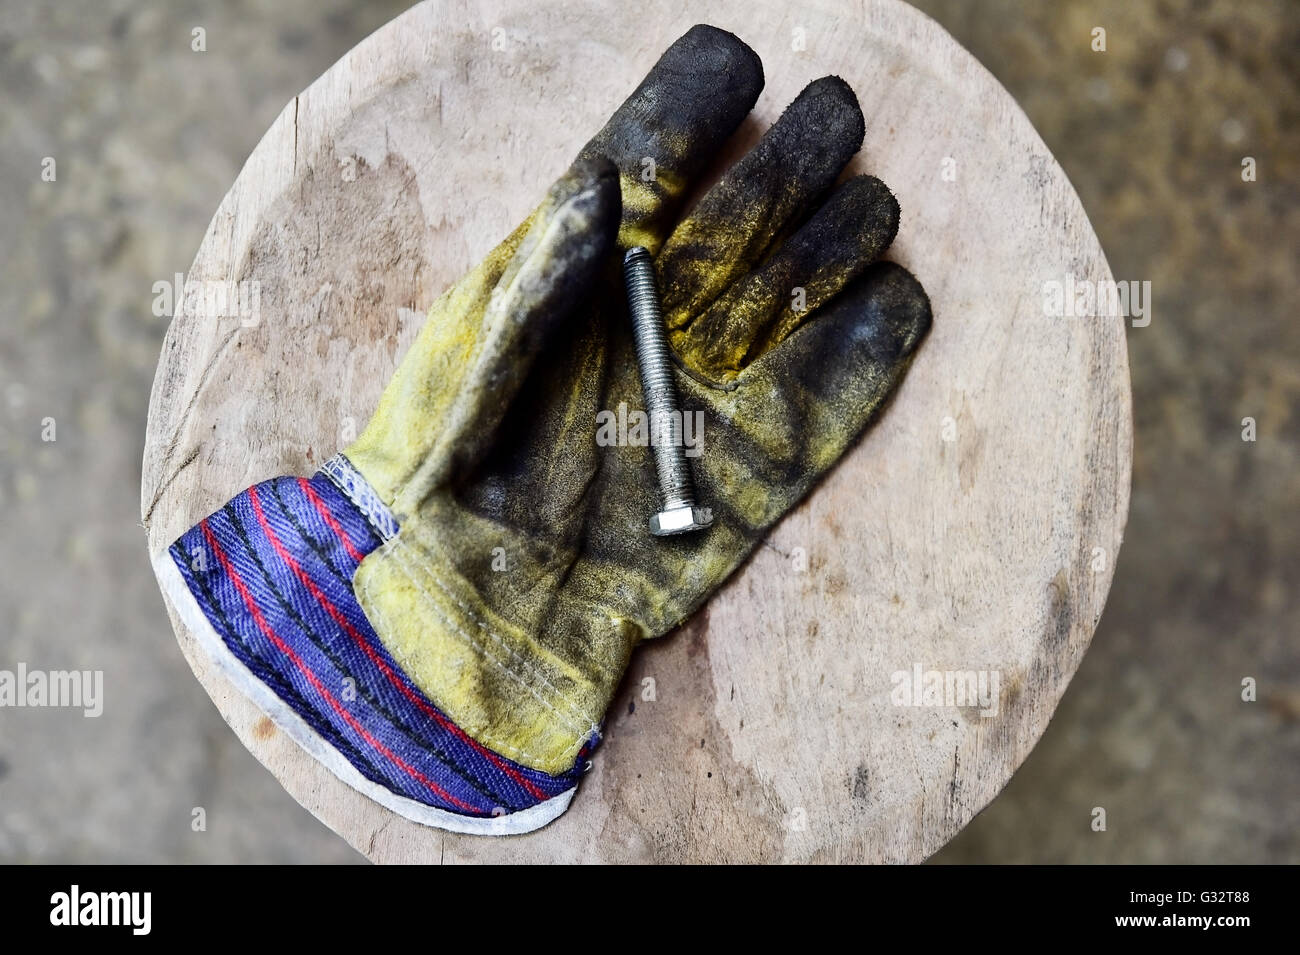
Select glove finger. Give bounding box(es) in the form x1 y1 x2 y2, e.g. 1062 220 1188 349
674 174 899 380
389 157 620 517
697 261 931 529
656 76 866 331
578 24 764 254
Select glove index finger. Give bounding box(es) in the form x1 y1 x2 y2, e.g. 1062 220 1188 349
578 23 764 254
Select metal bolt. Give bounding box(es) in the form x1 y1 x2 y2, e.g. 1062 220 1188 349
622 246 712 536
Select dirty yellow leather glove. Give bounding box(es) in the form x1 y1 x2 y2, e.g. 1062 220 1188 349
162 24 930 836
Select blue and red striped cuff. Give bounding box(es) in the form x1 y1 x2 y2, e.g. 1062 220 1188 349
157 455 593 835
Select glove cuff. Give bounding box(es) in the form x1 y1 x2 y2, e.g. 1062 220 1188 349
159 461 591 835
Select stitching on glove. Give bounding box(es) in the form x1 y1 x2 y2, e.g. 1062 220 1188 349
390 538 595 731
322 453 399 541
325 447 600 733
364 566 592 769
357 565 551 769
357 541 595 766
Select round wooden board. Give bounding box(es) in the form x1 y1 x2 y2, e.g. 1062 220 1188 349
142 0 1131 863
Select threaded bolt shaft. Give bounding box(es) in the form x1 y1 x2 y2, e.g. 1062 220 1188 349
623 246 711 536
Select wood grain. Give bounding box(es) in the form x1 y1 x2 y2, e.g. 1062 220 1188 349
141 0 1131 863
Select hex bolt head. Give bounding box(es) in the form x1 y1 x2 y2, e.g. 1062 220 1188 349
649 505 714 536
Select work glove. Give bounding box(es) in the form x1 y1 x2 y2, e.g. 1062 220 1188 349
159 24 931 835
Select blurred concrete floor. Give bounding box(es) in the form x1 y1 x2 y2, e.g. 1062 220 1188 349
0 0 1294 862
